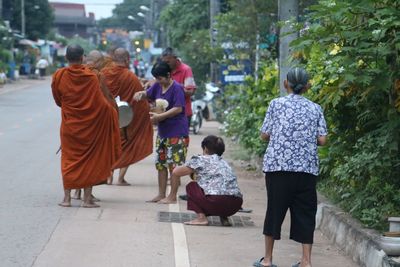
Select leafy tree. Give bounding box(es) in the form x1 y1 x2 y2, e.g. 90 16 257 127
158 0 211 82
222 62 279 155
0 27 12 71
290 0 400 229
67 36 96 54
98 0 151 31
214 0 277 66
5 0 53 40
213 0 317 68
219 0 400 230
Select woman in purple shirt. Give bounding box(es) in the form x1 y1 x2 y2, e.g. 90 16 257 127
134 62 189 202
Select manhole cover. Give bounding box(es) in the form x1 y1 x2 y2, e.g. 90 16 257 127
158 211 254 227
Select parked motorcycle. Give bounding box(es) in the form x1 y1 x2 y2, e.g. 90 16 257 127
190 83 220 134
191 101 203 134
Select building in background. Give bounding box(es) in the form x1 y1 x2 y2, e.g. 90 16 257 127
50 2 97 43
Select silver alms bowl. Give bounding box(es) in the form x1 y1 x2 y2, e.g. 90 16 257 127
117 101 133 128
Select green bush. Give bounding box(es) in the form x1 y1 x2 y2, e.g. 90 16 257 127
222 62 279 157
0 48 11 72
291 0 400 230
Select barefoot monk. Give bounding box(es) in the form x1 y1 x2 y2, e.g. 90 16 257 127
101 48 153 185
52 45 121 208
72 49 119 201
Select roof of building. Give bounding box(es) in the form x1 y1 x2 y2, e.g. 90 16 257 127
50 2 86 17
50 2 95 26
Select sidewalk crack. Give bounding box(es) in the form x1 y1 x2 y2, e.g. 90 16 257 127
30 217 61 267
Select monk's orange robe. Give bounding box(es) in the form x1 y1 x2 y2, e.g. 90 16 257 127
101 64 153 169
102 56 115 69
52 64 121 189
87 65 117 108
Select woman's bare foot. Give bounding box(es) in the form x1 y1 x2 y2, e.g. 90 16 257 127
157 197 177 204
107 176 113 185
146 195 165 203
116 179 131 186
184 218 209 226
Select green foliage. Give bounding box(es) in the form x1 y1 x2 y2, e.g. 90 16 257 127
6 0 54 40
222 62 279 156
0 48 11 72
158 0 211 82
214 0 277 63
0 20 13 71
291 0 400 230
67 36 96 55
47 30 67 46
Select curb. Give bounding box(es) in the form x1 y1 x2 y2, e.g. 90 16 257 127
316 202 400 267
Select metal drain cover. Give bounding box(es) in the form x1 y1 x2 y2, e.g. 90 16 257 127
158 211 254 227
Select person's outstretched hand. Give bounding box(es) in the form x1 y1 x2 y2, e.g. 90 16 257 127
133 91 146 101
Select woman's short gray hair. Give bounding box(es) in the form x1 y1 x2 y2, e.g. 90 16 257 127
287 67 309 94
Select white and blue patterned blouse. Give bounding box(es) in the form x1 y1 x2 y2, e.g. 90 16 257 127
185 154 242 198
260 94 327 176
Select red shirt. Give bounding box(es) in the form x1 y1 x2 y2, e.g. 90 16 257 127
171 60 196 116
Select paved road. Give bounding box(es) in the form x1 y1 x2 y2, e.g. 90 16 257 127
0 79 357 267
0 78 75 267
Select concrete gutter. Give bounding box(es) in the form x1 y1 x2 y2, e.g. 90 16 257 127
316 200 400 267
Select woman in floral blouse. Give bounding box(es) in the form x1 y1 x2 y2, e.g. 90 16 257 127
254 68 327 267
162 135 243 226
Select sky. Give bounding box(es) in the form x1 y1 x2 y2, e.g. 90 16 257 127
49 0 124 19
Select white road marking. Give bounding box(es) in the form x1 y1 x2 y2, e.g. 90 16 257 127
169 200 190 267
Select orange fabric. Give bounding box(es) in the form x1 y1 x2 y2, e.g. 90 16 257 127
103 56 115 69
101 65 154 169
52 64 121 189
87 65 117 108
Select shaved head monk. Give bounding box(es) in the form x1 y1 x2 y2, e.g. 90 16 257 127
52 45 121 208
72 49 119 201
103 45 117 68
86 50 104 69
101 47 153 185
85 50 115 103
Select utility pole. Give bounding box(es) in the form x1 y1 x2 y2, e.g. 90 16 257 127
21 0 25 36
278 0 298 95
210 0 220 83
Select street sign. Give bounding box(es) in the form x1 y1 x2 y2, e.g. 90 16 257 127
220 60 252 85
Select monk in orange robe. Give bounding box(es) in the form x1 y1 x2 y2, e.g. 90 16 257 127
72 50 119 201
102 45 117 69
85 50 115 104
101 48 153 185
52 45 121 207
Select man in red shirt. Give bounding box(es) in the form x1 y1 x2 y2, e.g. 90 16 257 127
161 47 196 126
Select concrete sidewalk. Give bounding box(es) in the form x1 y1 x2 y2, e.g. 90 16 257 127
32 121 357 267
